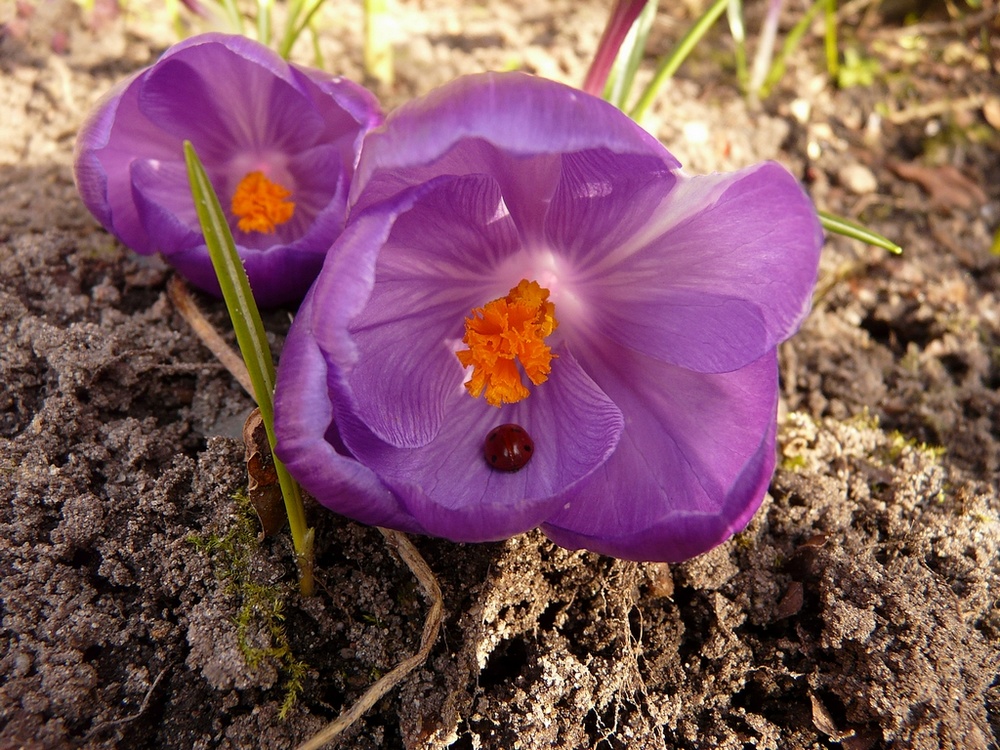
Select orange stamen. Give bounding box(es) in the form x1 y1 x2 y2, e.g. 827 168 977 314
231 171 295 234
456 279 558 407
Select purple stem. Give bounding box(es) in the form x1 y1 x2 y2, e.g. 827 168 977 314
583 0 649 96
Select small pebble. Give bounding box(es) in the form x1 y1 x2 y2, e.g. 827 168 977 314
838 163 878 195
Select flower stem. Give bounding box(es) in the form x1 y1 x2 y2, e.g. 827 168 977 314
183 140 315 596
629 0 730 122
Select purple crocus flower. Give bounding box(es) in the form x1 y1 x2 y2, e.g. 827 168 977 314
73 33 381 307
273 72 823 562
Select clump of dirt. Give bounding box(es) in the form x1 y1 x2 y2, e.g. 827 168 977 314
1 1 998 749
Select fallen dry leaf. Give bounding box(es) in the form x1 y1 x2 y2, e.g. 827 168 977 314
243 408 286 537
888 160 987 211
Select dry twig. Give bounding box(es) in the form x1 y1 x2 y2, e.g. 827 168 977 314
167 275 254 398
296 529 444 750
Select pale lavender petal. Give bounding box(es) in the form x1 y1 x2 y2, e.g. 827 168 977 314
139 46 324 159
349 71 680 237
542 348 779 561
550 161 822 372
273 290 423 532
74 72 179 255
346 174 520 447
130 158 202 252
337 343 623 542
291 66 383 153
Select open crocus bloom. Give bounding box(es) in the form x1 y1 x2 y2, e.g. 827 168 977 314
73 33 381 307
274 72 823 562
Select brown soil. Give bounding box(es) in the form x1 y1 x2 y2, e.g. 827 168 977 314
1 1 998 748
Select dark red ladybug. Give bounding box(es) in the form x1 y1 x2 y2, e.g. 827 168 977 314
484 423 534 472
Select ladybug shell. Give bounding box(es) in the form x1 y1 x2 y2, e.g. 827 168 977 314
484 423 534 472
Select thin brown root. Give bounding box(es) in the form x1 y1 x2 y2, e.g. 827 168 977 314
167 275 255 399
296 529 443 750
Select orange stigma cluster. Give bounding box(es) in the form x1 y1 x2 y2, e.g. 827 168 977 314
456 279 558 407
231 171 295 234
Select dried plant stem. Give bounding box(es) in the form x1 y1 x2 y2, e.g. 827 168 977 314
296 529 443 750
167 276 254 398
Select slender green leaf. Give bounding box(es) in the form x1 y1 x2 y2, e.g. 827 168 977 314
218 0 245 34
278 0 305 58
758 0 824 98
257 0 273 46
824 0 839 80
819 209 902 254
604 0 659 110
726 0 748 91
279 0 325 58
183 140 314 595
630 0 729 122
364 0 395 86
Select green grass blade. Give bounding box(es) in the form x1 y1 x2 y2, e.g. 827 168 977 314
183 140 314 596
726 0 749 91
257 0 273 46
605 0 659 109
824 0 839 80
364 0 395 86
279 0 325 59
758 0 824 98
218 0 245 34
278 0 306 58
819 209 902 254
630 0 729 122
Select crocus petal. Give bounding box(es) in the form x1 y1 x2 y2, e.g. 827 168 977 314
548 160 822 373
73 32 381 306
541 349 779 561
273 287 424 533
344 174 521 448
130 158 202 251
139 45 325 159
74 73 180 255
336 343 623 542
348 71 679 230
